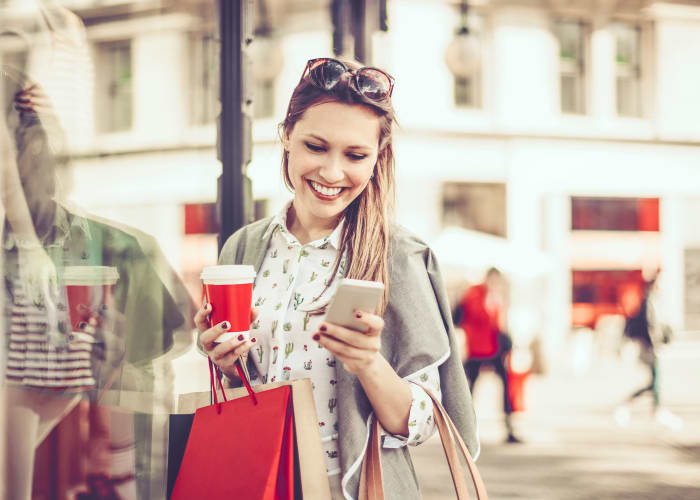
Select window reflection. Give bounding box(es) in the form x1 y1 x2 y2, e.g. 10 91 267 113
614 22 643 118
554 19 587 115
97 40 133 133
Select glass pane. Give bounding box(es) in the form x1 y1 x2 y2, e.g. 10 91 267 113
572 270 644 328
442 182 507 237
555 20 583 61
614 23 642 117
191 33 219 125
571 197 659 231
617 75 641 117
561 73 584 114
0 2 226 497
98 42 133 132
253 78 275 119
555 20 586 114
615 23 640 67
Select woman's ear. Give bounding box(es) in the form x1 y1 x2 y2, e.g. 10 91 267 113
282 130 291 151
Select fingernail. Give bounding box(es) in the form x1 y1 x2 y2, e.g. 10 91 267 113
221 321 229 329
312 334 320 341
238 334 244 341
355 312 362 318
251 338 257 343
319 325 327 332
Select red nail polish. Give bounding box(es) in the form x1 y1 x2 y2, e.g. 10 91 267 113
238 335 244 341
355 312 362 318
251 338 257 343
319 325 327 332
312 334 320 341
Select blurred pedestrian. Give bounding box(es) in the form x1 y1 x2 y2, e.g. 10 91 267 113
615 272 681 430
195 57 478 499
455 267 521 443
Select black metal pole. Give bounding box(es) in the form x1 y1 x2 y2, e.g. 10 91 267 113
352 0 367 63
218 0 252 252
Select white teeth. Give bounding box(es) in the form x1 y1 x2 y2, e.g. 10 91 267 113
310 180 343 197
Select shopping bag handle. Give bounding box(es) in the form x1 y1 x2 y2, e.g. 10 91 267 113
207 357 226 413
359 385 488 500
207 355 259 411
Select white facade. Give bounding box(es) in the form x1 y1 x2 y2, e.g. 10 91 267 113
35 0 700 367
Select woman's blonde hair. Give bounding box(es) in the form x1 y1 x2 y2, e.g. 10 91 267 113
279 58 396 315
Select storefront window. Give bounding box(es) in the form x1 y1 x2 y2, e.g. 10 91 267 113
571 197 659 232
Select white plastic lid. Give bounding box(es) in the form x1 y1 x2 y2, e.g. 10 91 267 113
200 265 256 284
62 266 120 286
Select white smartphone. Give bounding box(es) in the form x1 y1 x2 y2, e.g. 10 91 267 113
323 278 385 332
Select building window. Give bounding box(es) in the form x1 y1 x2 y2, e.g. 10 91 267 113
253 199 269 221
571 197 659 232
442 182 506 237
685 248 700 330
253 78 274 119
191 33 219 125
96 40 132 133
554 20 587 114
571 269 644 327
184 203 220 235
614 23 643 117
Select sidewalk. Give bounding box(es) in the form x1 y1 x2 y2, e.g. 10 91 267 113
411 335 700 499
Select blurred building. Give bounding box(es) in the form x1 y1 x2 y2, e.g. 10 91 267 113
4 0 700 368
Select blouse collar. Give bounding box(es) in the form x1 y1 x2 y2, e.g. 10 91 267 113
263 200 344 250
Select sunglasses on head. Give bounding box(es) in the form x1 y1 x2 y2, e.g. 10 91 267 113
299 58 395 102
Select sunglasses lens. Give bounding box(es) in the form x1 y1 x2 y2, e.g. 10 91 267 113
356 69 391 100
309 59 345 90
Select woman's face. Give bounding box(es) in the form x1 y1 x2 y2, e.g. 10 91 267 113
285 100 380 228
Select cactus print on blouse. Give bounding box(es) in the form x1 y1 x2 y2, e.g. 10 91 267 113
249 202 441 475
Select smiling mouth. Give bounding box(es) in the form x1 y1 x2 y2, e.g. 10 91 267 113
307 179 346 198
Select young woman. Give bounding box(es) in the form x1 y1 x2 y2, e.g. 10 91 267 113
195 57 478 499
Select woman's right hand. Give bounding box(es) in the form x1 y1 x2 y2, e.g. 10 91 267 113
194 303 258 380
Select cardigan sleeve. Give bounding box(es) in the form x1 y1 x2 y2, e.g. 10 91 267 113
377 227 480 459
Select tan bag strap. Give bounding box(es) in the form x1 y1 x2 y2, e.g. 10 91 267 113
359 416 384 500
359 385 488 500
426 386 488 499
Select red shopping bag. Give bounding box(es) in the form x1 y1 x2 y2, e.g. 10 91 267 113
505 353 529 413
170 360 299 499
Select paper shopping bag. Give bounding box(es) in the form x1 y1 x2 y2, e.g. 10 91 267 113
170 377 331 499
166 413 194 499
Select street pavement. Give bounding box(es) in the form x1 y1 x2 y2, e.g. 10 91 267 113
410 333 700 499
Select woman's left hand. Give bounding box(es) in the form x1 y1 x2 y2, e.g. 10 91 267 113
313 310 383 376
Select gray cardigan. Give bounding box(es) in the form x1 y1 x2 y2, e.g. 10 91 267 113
219 217 479 500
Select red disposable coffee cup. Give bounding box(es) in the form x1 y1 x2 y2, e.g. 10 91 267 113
201 265 256 343
62 266 119 332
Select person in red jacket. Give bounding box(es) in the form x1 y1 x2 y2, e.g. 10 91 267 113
456 267 521 443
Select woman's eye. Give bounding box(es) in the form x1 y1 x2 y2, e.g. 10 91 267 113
347 153 367 161
305 142 325 152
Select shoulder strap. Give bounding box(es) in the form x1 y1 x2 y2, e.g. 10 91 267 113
359 386 488 500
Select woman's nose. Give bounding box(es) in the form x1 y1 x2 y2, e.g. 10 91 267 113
318 155 344 184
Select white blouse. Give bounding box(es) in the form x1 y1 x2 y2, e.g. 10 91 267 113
247 202 441 476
